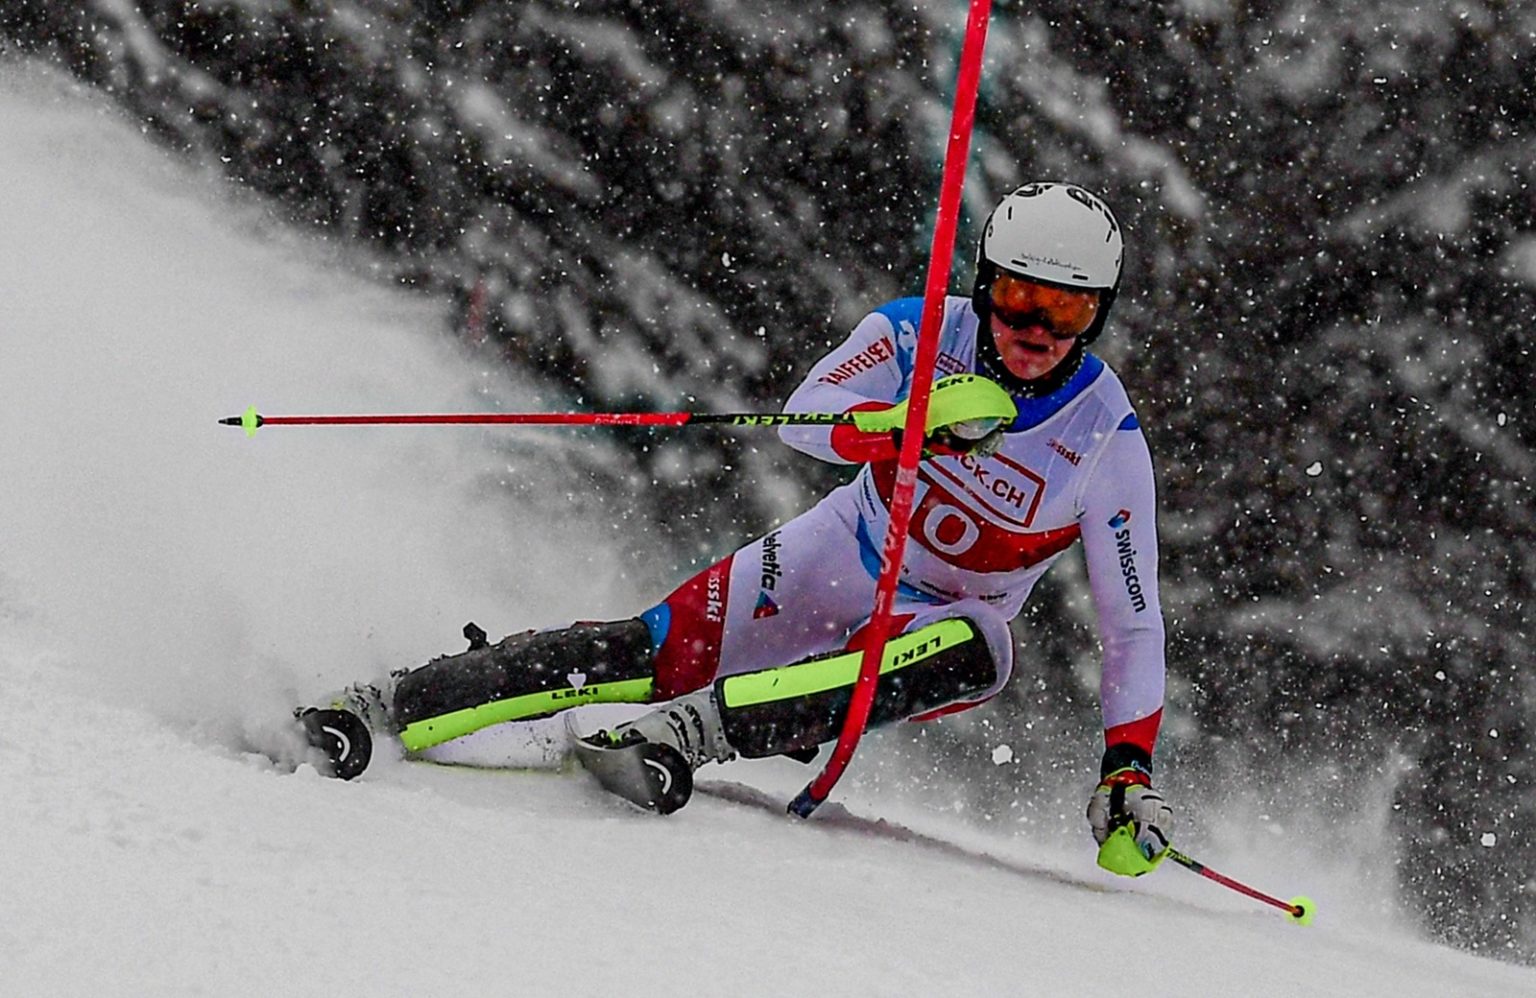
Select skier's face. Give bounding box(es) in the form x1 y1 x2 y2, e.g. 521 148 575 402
988 274 1100 381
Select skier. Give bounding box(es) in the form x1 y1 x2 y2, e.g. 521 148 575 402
301 181 1173 875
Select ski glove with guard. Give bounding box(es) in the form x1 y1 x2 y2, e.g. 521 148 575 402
1086 749 1173 877
851 374 1016 458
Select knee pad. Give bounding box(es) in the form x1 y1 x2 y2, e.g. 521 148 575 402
394 619 656 751
714 616 999 759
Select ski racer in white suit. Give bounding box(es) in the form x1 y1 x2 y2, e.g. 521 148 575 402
311 183 1174 873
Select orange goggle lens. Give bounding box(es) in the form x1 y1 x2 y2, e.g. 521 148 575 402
989 273 1100 338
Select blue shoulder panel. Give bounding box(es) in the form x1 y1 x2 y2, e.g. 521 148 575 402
872 296 924 333
1117 412 1140 431
872 297 924 387
1009 353 1105 430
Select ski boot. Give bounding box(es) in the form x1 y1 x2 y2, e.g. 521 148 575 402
572 688 736 814
296 682 393 780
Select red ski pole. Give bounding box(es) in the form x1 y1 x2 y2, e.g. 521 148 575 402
1165 848 1316 924
219 406 852 437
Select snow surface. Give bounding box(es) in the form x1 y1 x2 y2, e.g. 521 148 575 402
2 61 1533 996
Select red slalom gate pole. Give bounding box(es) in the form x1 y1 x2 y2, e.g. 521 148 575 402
789 0 993 818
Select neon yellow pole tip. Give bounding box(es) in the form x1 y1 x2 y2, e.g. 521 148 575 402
213 405 266 436
1287 895 1317 926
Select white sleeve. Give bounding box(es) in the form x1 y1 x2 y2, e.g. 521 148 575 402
1078 422 1167 740
777 310 906 464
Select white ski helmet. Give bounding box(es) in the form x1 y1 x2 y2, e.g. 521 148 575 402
972 182 1123 345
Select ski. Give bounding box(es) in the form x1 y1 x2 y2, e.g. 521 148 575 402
296 707 373 780
566 716 693 814
292 698 693 813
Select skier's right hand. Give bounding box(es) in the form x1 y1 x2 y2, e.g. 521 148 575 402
852 374 1017 457
1087 764 1173 877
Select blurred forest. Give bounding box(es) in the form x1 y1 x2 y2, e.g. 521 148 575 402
3 0 1532 961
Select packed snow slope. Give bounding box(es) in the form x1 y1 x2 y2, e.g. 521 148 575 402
1 62 1531 997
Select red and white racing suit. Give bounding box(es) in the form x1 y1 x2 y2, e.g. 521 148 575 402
642 295 1166 757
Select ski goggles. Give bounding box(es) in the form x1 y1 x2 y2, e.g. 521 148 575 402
989 272 1101 339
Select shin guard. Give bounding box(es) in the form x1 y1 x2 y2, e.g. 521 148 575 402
714 617 997 759
394 620 656 752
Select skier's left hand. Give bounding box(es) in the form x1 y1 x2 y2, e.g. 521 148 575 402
853 374 1016 458
924 418 1007 458
1086 760 1173 877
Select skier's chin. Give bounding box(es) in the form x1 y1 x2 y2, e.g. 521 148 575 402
1001 346 1063 381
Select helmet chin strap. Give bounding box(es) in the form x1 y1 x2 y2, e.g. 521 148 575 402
974 306 1087 400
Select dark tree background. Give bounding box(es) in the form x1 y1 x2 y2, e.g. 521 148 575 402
5 0 1532 961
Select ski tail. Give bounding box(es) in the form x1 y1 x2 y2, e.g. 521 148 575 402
566 716 693 814
297 707 373 780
